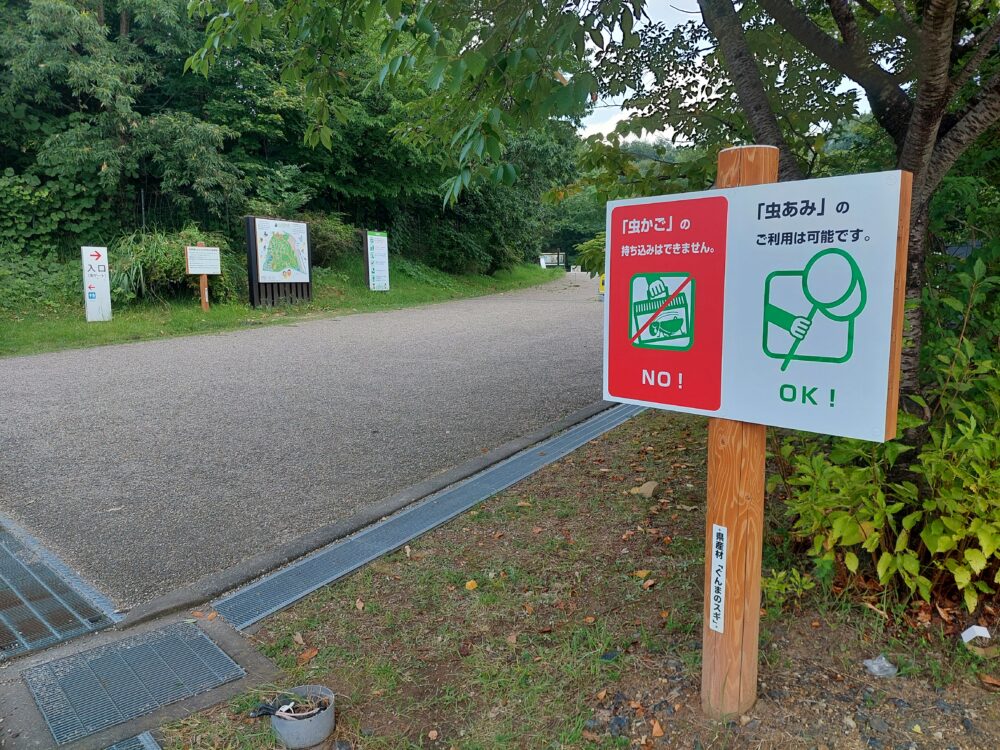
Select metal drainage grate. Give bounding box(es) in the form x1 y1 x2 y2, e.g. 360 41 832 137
0 521 116 661
106 732 162 750
215 403 644 629
24 622 245 745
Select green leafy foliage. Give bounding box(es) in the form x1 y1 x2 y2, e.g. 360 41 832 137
111 226 245 304
574 232 606 277
780 236 1000 612
761 568 816 613
297 213 360 267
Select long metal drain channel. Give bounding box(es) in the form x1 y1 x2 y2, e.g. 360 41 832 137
215 403 643 629
24 621 244 746
0 517 119 661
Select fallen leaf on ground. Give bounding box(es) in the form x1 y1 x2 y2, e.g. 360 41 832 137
642 579 656 590
492 531 504 539
676 504 698 511
660 610 670 619
506 632 517 645
523 603 534 614
532 526 543 534
355 598 365 611
207 611 218 621
459 642 473 657
191 611 205 619
810 620 820 629
596 689 607 701
651 719 665 737
633 569 651 579
516 501 531 507
465 580 478 590
296 647 319 666
428 729 439 740
979 673 1000 691
292 632 305 647
582 730 601 741
404 545 411 558
583 616 596 624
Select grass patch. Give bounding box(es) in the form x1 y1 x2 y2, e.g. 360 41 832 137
160 412 1000 749
0 257 561 358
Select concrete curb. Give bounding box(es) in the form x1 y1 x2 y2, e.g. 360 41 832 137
121 399 613 628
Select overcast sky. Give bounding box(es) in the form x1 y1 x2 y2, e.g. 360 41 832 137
579 1 697 138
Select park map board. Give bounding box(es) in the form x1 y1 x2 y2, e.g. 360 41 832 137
245 216 312 306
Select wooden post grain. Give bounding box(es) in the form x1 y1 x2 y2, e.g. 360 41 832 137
197 241 210 312
701 146 777 719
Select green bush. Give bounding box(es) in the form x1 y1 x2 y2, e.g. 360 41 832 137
0 169 114 257
297 212 359 267
574 232 606 277
110 226 246 304
779 249 1000 611
0 248 78 313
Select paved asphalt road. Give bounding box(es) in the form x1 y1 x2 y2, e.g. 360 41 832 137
0 274 603 608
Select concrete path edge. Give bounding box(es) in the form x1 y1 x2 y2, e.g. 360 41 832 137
121 399 613 628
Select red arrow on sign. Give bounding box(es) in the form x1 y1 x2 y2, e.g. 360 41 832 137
89 250 102 261
87 284 95 290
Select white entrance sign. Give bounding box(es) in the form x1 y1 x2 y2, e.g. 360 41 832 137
185 246 221 275
81 246 112 322
365 231 390 291
254 219 310 283
604 170 909 442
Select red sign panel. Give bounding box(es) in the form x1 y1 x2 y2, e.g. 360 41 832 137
605 196 728 410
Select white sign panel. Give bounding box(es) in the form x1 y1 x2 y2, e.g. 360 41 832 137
185 246 221 275
366 231 390 291
604 170 908 442
708 524 728 634
254 219 310 283
81 246 112 322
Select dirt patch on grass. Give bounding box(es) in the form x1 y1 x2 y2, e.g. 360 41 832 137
161 412 999 749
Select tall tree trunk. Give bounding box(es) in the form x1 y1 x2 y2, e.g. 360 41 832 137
900 205 929 404
119 9 130 38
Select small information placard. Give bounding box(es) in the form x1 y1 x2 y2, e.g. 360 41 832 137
708 524 729 634
365 231 390 291
81 246 111 322
185 246 221 275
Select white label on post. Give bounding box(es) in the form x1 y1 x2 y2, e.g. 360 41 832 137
185 246 221 275
366 231 390 291
709 523 728 634
81 246 112 322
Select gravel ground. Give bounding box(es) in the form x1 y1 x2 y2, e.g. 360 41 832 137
0 273 602 608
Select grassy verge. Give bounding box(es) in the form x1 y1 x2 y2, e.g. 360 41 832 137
1 258 563 358
161 412 999 749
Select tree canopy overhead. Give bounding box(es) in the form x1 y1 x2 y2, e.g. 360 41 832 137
190 0 999 392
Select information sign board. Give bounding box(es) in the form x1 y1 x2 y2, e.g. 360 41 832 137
81 246 111 322
604 170 909 442
365 231 390 291
185 246 221 275
253 219 310 283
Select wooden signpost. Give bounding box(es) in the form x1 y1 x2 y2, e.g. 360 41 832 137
701 146 776 717
185 242 222 312
603 146 912 718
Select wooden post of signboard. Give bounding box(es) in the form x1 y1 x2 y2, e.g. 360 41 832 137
196 241 210 312
701 145 777 719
